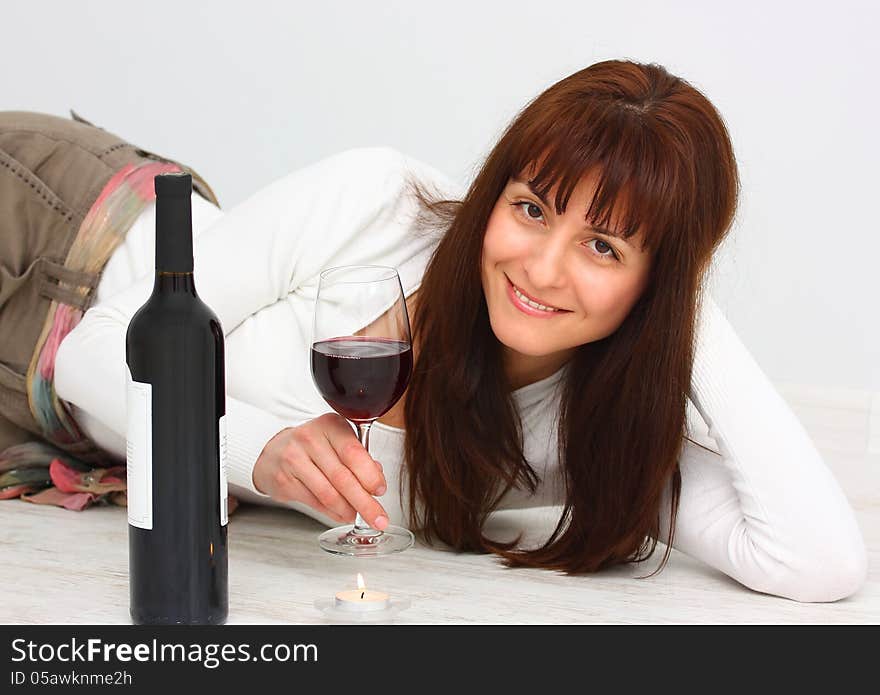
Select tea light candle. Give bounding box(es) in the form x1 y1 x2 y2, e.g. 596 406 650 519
335 573 390 612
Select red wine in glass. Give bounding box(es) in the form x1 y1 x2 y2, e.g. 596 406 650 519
311 337 413 422
310 264 415 557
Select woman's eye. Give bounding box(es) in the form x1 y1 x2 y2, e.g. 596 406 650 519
512 201 545 222
586 238 619 261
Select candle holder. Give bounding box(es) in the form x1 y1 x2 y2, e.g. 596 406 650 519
312 596 411 623
315 572 411 623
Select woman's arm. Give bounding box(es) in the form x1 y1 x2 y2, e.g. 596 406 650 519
658 292 868 603
55 146 460 501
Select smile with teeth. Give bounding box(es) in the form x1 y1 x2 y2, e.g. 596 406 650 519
510 280 563 312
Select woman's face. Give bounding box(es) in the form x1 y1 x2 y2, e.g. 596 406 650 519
480 170 653 388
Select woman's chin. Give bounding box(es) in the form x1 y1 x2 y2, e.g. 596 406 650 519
490 322 555 358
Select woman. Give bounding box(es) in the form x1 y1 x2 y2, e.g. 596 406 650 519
3 60 867 603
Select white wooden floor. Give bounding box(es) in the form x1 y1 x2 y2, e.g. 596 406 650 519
2 381 877 624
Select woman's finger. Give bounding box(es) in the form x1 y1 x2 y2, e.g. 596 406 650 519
273 471 353 523
300 434 388 529
284 448 358 521
321 414 387 495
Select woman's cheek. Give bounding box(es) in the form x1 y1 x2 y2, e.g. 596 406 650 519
572 276 616 318
488 222 529 261
593 281 642 329
482 224 504 262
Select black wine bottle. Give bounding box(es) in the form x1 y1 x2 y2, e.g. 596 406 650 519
125 172 228 625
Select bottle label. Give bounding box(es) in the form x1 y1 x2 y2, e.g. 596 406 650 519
125 364 153 530
219 413 228 526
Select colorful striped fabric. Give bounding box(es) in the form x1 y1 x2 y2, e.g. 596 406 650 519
1 160 240 515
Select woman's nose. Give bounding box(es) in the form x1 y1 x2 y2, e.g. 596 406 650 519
523 237 568 291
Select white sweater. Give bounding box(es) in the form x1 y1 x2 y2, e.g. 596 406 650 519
54 147 868 603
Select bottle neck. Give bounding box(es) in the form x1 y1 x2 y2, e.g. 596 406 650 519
155 190 194 273
153 271 197 295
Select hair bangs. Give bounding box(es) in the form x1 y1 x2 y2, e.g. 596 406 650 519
509 103 678 254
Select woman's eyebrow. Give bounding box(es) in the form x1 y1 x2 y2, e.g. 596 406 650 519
510 176 632 244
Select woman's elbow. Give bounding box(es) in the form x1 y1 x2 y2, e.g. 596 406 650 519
774 537 868 603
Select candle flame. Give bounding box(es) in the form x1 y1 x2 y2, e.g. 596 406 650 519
356 572 366 590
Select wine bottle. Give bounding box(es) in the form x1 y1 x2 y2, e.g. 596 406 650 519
125 172 228 625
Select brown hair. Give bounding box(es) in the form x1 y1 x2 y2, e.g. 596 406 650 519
401 59 739 575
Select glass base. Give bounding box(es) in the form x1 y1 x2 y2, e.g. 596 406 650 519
318 524 414 557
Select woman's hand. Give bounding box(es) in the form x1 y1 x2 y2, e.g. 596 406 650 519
252 413 389 530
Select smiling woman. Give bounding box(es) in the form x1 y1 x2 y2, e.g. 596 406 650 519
402 60 732 576
396 59 867 598
484 168 654 390
38 60 867 603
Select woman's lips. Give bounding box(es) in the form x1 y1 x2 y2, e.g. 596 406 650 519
505 275 570 318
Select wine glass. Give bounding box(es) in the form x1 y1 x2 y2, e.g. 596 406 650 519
310 265 415 556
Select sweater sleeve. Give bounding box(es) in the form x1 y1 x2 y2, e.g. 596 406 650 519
55 146 460 500
658 292 868 603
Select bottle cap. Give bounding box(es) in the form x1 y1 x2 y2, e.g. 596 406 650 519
155 172 193 198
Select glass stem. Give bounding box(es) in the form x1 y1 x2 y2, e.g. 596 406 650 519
351 421 379 535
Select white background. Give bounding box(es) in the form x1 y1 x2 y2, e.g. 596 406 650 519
2 0 877 392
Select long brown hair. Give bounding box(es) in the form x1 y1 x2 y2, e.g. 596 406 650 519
401 60 739 575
